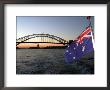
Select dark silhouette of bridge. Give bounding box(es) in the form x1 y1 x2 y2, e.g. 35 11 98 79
16 34 69 46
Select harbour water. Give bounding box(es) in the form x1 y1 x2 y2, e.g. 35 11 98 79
16 49 94 74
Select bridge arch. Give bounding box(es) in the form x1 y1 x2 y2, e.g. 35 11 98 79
16 34 68 46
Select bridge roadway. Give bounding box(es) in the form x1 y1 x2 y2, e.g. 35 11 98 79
16 42 69 44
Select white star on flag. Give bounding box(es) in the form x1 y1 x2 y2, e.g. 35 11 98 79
82 46 85 52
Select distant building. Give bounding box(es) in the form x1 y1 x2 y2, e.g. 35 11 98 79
37 44 39 48
69 40 73 45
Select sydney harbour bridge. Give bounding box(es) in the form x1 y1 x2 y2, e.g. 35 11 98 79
16 33 70 47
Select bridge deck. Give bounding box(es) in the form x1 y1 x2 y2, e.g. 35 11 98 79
16 42 68 44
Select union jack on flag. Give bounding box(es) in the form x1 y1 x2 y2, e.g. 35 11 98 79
64 26 94 63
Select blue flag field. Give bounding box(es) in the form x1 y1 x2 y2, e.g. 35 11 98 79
64 26 94 63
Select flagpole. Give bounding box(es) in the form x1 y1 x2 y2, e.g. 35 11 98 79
91 29 95 49
88 16 94 38
87 16 95 49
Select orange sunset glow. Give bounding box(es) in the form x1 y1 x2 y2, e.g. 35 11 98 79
17 43 64 48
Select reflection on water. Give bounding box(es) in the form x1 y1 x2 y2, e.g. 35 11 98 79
16 49 94 74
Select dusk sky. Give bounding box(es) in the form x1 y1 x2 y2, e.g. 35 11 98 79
16 16 94 41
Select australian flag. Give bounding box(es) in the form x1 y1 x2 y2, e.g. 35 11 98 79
64 26 94 63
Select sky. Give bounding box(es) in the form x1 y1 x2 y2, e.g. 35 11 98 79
16 16 94 41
